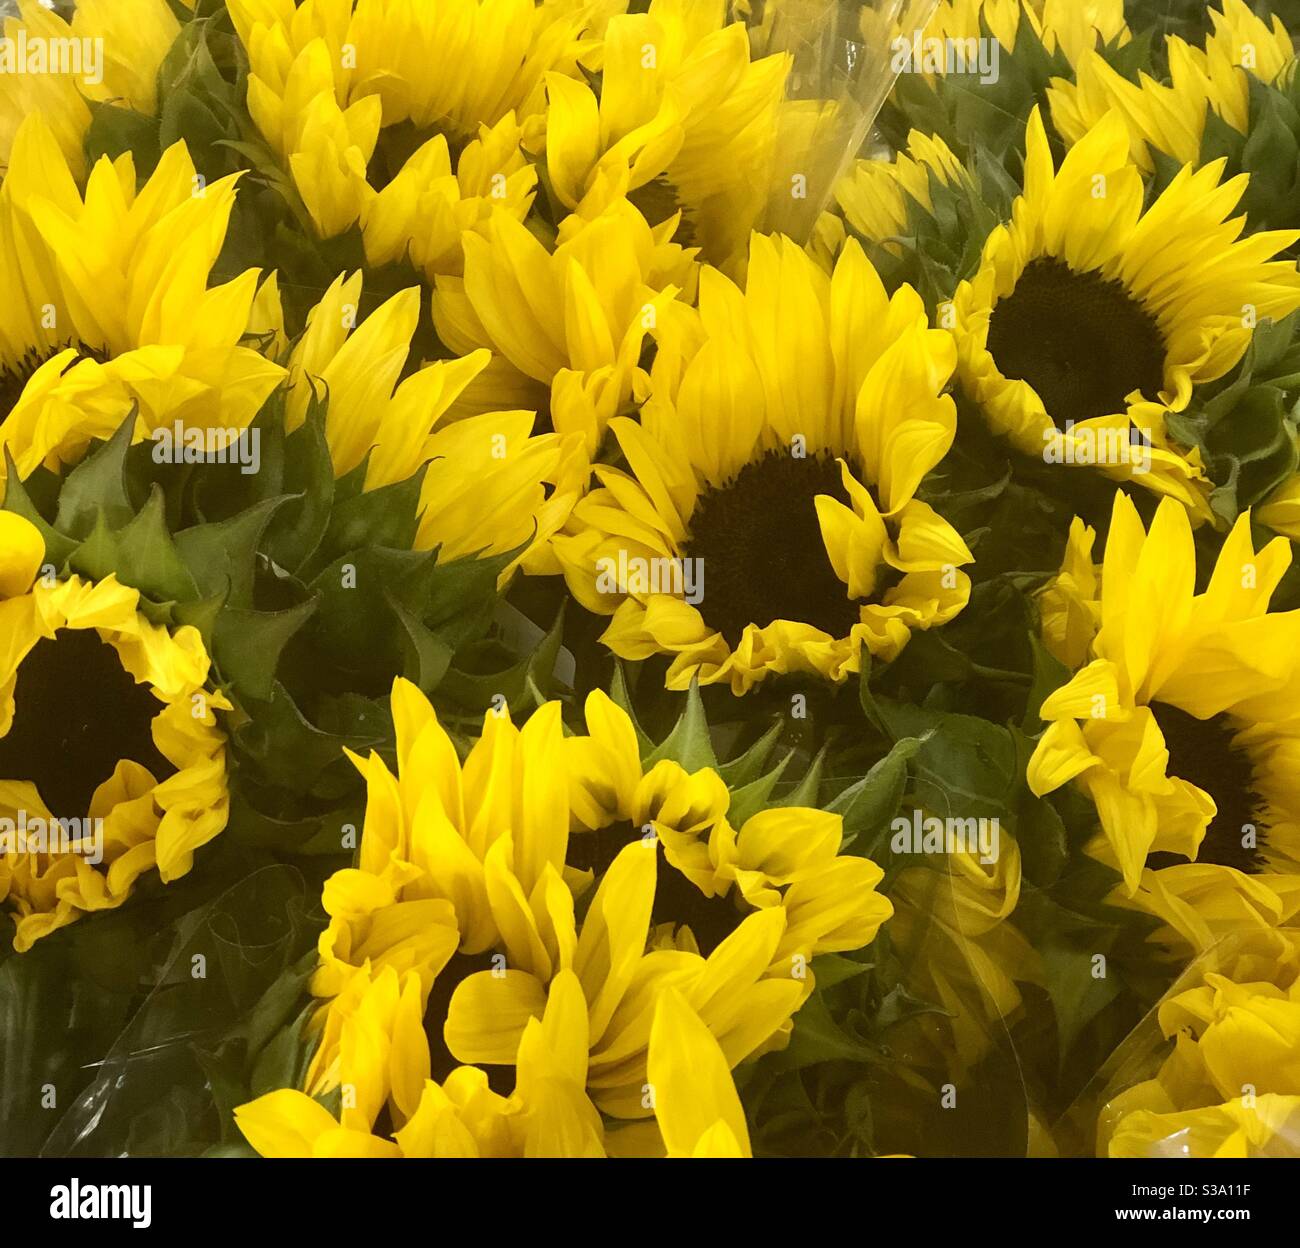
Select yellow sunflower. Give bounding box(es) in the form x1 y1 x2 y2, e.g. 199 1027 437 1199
0 516 231 953
811 128 968 268
951 107 1300 524
1028 493 1300 955
544 0 789 268
553 232 971 694
432 199 697 457
903 0 1129 75
276 272 585 577
343 0 599 143
0 0 181 178
1049 0 1295 173
1098 929 1300 1157
235 676 890 1154
360 112 538 280
227 0 588 268
236 964 604 1157
237 960 755 1157
889 835 1039 1072
0 113 285 479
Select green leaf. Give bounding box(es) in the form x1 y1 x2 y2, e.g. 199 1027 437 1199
390 596 455 693
176 497 287 607
1023 634 1070 732
437 605 567 714
84 100 162 171
212 598 319 701
318 465 425 563
608 662 656 756
53 414 137 538
872 701 1024 832
715 720 783 788
827 734 929 844
264 409 334 573
231 681 381 797
725 750 794 827
1015 785 1069 889
643 679 718 773
809 954 873 993
418 547 516 646
777 747 826 808
773 991 881 1071
1017 885 1128 1069
70 486 199 604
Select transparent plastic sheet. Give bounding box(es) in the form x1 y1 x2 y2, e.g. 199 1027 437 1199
744 0 940 243
1054 929 1300 1159
0 863 324 1157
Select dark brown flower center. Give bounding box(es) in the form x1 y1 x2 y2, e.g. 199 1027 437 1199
1147 702 1266 873
986 258 1167 428
627 175 696 246
567 820 742 956
0 628 174 821
681 450 863 647
423 949 516 1095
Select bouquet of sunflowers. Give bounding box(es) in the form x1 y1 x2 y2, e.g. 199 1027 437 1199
2 0 1300 1171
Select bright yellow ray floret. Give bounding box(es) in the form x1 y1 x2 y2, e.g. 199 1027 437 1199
0 114 285 477
276 272 585 577
1029 494 1300 953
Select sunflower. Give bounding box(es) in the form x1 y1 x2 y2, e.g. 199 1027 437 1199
277 273 585 577
432 199 697 457
1098 929 1300 1158
0 0 181 178
814 129 968 262
905 0 1129 74
1028 493 1300 955
0 113 285 479
235 967 751 1157
543 0 789 268
360 112 538 280
227 0 583 266
889 835 1039 1072
235 965 604 1157
342 0 598 144
553 232 971 694
235 677 890 1154
0 515 231 953
1049 0 1295 173
950 107 1300 524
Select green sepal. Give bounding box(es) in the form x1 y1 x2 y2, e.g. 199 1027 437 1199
642 678 719 773
52 412 137 538
69 485 200 604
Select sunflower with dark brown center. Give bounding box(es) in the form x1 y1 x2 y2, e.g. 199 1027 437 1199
1029 493 1300 954
984 259 1167 430
953 108 1300 526
281 678 891 1151
554 233 972 695
0 515 231 953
